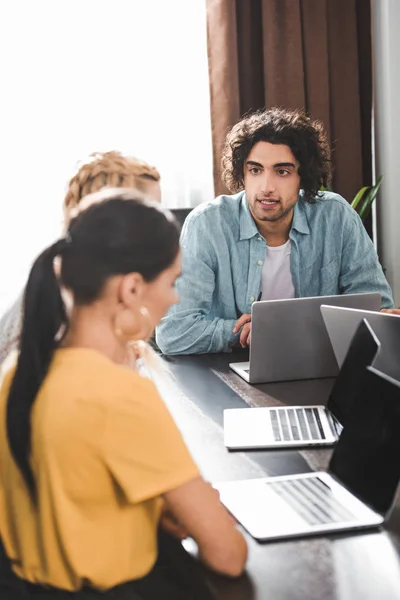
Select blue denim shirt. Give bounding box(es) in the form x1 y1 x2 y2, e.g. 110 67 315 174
156 191 393 355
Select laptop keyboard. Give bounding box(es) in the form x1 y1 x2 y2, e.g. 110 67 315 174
270 407 326 442
267 477 357 526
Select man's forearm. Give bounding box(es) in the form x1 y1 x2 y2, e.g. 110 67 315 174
156 313 238 355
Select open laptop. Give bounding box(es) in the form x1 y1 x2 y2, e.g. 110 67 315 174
224 318 380 449
321 304 400 381
216 365 400 541
229 292 381 383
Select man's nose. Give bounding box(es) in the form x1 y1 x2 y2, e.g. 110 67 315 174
260 172 276 195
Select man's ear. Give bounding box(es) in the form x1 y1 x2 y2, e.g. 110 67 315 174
118 272 145 307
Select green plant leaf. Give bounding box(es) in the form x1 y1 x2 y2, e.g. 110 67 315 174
358 175 383 221
351 186 369 211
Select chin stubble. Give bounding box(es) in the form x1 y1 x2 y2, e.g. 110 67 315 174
258 205 294 222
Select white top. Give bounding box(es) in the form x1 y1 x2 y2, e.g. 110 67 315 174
261 239 295 301
0 293 23 367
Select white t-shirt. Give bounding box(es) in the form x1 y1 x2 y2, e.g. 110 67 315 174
261 239 295 301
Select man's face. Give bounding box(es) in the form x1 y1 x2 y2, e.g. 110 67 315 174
243 141 301 225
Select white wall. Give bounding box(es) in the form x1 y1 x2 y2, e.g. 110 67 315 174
371 0 400 304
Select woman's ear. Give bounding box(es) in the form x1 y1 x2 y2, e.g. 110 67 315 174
118 272 145 308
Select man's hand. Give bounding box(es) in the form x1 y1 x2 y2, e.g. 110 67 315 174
381 308 400 315
233 314 252 348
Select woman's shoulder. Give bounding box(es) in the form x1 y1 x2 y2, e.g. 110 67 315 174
53 347 161 410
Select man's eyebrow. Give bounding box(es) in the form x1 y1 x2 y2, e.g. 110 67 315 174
245 160 296 169
246 160 263 168
274 162 296 169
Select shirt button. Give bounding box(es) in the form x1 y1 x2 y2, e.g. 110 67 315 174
250 296 255 302
258 260 263 266
258 237 263 241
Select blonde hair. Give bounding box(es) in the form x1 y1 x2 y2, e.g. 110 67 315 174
64 151 160 215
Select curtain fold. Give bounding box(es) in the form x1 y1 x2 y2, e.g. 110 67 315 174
206 0 240 196
206 0 372 203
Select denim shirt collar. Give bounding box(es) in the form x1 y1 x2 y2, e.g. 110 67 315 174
239 193 259 240
291 193 310 236
239 190 310 240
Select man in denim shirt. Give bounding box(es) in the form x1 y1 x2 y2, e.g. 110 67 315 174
157 108 394 355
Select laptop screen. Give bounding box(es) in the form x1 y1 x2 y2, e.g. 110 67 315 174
326 319 380 427
329 365 400 514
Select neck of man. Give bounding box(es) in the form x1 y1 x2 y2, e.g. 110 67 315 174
255 208 294 247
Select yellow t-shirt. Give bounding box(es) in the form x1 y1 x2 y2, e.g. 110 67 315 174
0 348 199 591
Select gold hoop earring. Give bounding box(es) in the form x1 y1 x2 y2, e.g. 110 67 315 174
136 306 154 342
114 308 138 341
114 306 154 343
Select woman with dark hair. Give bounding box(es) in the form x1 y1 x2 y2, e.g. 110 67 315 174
0 189 247 599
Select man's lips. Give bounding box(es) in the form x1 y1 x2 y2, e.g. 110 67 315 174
257 198 280 206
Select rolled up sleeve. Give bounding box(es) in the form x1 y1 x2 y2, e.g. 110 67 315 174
156 214 238 355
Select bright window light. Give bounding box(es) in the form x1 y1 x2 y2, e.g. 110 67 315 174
0 0 213 315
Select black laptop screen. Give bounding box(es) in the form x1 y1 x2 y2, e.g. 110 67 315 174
329 366 400 514
327 319 380 426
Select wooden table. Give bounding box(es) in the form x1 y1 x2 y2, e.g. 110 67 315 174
159 350 400 600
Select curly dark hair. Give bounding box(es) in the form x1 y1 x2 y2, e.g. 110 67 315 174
221 107 332 203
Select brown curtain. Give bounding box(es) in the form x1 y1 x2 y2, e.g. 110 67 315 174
206 0 372 205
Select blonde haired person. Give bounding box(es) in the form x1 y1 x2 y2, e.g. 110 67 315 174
0 190 247 599
0 151 161 367
64 151 161 212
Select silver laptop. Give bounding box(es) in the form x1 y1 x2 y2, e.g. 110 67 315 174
224 319 380 449
321 304 400 380
229 293 381 383
217 366 400 541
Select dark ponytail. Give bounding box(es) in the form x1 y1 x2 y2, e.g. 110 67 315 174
5 191 180 498
6 238 68 496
